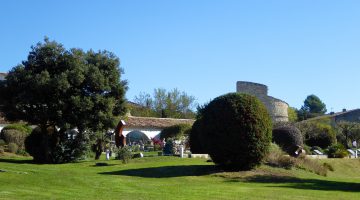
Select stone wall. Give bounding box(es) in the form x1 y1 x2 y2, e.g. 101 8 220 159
236 81 288 122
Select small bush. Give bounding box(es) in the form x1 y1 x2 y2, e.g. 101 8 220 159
272 125 303 157
1 129 28 149
131 145 140 152
16 148 29 156
0 139 6 146
153 144 162 151
25 127 90 163
8 143 19 153
163 139 175 155
160 124 192 140
300 122 336 149
326 144 349 158
115 146 132 164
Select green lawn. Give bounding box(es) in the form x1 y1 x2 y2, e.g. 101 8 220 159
0 154 359 200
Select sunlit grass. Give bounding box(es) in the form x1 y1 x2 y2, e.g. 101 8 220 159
0 154 359 200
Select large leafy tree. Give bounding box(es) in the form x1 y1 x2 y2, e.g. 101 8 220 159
1 38 127 162
298 94 327 120
133 88 197 119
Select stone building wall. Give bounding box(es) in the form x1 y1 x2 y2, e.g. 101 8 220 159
334 109 360 123
236 81 289 122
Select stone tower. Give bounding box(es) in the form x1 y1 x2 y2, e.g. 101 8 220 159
236 81 288 122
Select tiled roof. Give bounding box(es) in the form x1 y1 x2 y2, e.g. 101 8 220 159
124 116 195 129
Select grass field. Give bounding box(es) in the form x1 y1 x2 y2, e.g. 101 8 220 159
0 153 359 200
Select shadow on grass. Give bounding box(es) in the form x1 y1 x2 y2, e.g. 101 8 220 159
228 175 360 192
91 163 118 167
0 158 35 164
99 165 218 178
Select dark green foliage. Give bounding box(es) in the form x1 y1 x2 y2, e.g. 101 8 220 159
189 120 207 154
297 95 327 120
0 139 5 146
160 124 192 140
115 146 132 164
195 93 272 170
25 127 90 163
326 144 349 158
272 125 303 157
303 95 327 114
299 122 336 149
305 123 336 149
163 139 175 155
336 121 360 148
2 38 127 163
25 127 52 162
51 130 90 163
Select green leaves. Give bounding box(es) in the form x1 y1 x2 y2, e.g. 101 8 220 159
2 38 127 133
133 88 197 119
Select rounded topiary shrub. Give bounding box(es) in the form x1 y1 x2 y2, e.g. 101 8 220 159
197 93 272 170
189 120 207 154
272 125 303 157
1 123 32 150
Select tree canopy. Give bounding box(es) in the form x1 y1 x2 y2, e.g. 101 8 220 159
132 88 197 119
298 94 327 120
1 38 127 132
0 38 127 162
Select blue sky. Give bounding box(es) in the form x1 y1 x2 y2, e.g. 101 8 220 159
1 0 360 112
